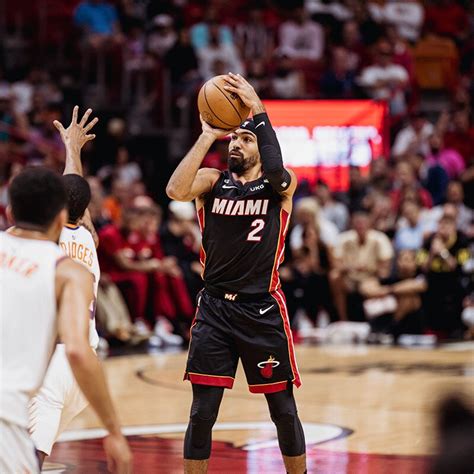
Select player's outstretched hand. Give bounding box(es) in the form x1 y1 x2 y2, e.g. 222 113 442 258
223 72 260 110
200 114 233 139
54 105 99 150
103 433 133 474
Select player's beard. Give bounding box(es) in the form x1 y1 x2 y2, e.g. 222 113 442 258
228 153 259 176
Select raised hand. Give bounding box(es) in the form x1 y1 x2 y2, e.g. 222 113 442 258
223 72 264 113
54 105 99 152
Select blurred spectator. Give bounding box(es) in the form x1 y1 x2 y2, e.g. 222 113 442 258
282 214 337 324
426 133 465 180
246 59 272 97
164 28 201 97
368 157 392 194
87 176 111 230
102 178 132 225
161 200 202 300
426 182 474 235
98 147 142 185
197 23 244 81
235 4 274 63
314 180 349 232
190 7 234 50
384 23 415 81
440 108 474 167
345 166 369 212
74 0 124 48
290 197 339 250
360 249 426 340
358 39 409 116
320 46 358 99
425 0 468 43
370 194 397 238
278 6 324 62
394 200 428 251
390 161 433 212
340 20 365 71
330 209 394 321
123 18 154 71
269 54 306 99
369 0 424 42
147 14 177 58
392 111 434 159
417 213 470 338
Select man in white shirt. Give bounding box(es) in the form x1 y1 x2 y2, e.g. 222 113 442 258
278 6 324 62
392 111 434 158
358 40 409 115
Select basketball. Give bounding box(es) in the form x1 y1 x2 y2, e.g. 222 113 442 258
198 75 250 130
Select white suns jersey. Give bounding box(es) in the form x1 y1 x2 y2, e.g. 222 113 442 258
0 232 65 427
59 224 100 349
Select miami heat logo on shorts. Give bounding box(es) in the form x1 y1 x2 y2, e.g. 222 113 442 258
257 356 280 379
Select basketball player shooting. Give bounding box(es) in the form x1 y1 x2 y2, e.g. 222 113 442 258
0 168 131 473
167 73 306 474
28 106 102 467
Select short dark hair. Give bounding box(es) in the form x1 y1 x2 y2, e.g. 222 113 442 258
9 167 67 228
61 174 91 223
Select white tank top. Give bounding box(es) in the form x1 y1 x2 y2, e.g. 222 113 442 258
59 224 100 349
0 232 65 427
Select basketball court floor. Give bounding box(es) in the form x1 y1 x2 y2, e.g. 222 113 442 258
44 343 474 473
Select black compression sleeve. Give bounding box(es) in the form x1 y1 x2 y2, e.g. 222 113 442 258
253 112 291 193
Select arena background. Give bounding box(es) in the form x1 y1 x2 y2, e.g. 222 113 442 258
0 0 473 473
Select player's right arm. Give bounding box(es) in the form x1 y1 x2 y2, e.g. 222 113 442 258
56 106 100 248
56 258 132 473
166 118 229 202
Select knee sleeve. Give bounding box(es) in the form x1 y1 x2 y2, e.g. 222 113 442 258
184 385 223 460
266 388 306 457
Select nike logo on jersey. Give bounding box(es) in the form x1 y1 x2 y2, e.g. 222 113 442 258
222 185 239 189
256 121 265 129
259 305 274 315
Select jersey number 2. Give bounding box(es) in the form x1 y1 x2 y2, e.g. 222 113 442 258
247 219 265 242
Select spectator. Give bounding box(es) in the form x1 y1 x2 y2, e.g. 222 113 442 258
102 178 132 225
330 209 394 321
87 176 111 230
190 7 234 50
147 14 177 59
394 200 429 251
74 0 124 48
235 4 274 63
320 46 358 99
345 166 369 212
164 28 201 97
417 213 470 338
426 182 474 235
290 197 339 250
441 108 474 167
314 180 349 232
426 133 465 180
246 59 272 98
358 39 409 116
269 53 306 99
370 194 397 238
197 23 244 81
278 6 324 62
368 157 392 194
161 200 202 301
340 20 366 71
392 111 434 159
281 215 337 325
369 0 424 43
98 147 142 186
384 23 415 81
360 249 426 341
390 161 433 212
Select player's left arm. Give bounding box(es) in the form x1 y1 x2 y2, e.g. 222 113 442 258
224 72 294 195
56 106 99 247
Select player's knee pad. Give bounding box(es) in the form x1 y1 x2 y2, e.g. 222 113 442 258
188 408 218 449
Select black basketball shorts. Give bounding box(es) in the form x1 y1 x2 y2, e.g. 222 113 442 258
184 289 301 394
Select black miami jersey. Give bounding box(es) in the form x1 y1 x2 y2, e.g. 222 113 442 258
197 170 290 295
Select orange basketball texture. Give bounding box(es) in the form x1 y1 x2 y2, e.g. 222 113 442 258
198 75 250 130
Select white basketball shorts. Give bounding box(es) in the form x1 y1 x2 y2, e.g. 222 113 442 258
28 344 88 455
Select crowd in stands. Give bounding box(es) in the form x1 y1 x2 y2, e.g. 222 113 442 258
0 0 473 347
